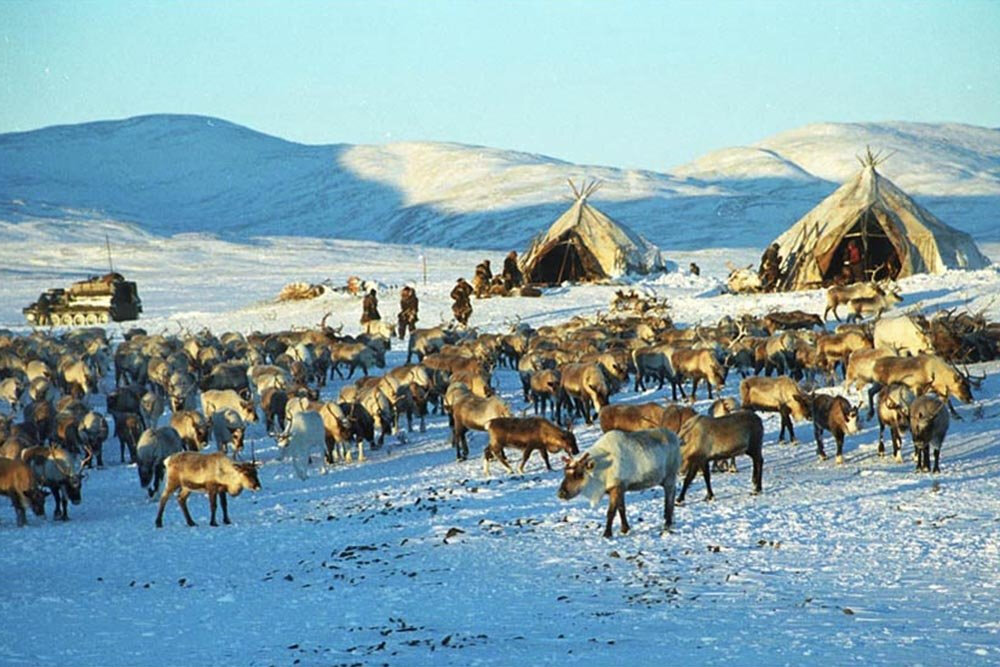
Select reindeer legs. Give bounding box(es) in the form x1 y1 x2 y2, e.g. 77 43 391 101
604 485 628 538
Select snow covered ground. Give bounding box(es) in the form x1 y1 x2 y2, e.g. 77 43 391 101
2 235 1000 666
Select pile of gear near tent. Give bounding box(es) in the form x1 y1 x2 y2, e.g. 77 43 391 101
772 149 989 291
519 180 665 284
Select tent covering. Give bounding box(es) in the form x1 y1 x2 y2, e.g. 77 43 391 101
520 184 665 284
773 161 989 291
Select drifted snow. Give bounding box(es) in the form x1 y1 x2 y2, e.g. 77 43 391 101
1 236 999 665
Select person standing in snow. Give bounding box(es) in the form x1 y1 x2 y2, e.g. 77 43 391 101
502 250 523 290
473 259 492 298
397 285 419 339
758 243 782 291
361 288 380 326
451 278 473 326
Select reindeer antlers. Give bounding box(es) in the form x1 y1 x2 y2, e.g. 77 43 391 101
960 364 986 389
78 449 94 474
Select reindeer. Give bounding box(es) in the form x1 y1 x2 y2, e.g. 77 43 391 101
846 285 903 322
824 282 883 321
676 411 764 503
0 457 47 526
155 452 261 527
740 376 812 443
21 446 90 520
483 417 578 476
443 382 510 461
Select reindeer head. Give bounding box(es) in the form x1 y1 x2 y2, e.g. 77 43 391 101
26 487 48 517
233 462 262 492
557 452 592 501
791 393 813 421
842 401 861 435
239 398 259 422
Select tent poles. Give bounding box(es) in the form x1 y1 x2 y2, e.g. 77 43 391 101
554 193 590 283
556 240 572 284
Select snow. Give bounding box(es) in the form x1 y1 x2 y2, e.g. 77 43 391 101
1 234 999 665
2 115 998 251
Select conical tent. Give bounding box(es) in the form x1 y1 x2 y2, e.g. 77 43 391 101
773 152 989 291
520 180 665 284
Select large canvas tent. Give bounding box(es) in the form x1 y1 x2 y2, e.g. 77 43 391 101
520 181 665 284
773 151 989 291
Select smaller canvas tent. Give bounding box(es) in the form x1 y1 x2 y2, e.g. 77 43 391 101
773 150 989 291
520 180 665 284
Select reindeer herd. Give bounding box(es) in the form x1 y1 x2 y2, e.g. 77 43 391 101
0 279 995 538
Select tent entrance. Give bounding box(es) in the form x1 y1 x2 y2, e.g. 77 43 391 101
527 236 604 284
822 209 901 284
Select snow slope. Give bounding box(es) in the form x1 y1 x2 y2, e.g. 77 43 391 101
1 236 999 665
2 115 998 251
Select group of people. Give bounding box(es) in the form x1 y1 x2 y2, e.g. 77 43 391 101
758 238 872 290
360 284 421 338
472 251 524 298
358 250 524 333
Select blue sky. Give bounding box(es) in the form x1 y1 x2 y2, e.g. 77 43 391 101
1 1 997 170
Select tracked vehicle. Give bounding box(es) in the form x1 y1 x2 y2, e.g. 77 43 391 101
23 272 142 326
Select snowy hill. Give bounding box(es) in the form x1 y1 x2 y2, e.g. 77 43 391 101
1 115 998 250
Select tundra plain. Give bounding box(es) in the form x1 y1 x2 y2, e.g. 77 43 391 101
1 233 999 666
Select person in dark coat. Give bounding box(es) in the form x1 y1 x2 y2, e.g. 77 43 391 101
845 239 864 283
759 243 782 291
473 260 492 298
451 278 473 325
689 262 700 276
397 285 419 339
361 288 380 325
502 250 523 290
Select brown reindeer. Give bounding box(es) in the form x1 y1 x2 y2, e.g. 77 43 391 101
676 411 764 504
872 354 979 417
876 384 916 462
483 417 578 475
155 452 261 527
740 376 811 442
810 394 860 464
0 457 47 526
444 383 511 460
671 348 726 402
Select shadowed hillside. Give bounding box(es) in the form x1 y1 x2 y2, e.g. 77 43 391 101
2 115 997 250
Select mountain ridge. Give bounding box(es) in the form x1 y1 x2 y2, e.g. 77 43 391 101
1 114 997 250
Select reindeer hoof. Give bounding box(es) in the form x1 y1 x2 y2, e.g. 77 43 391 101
835 455 844 465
